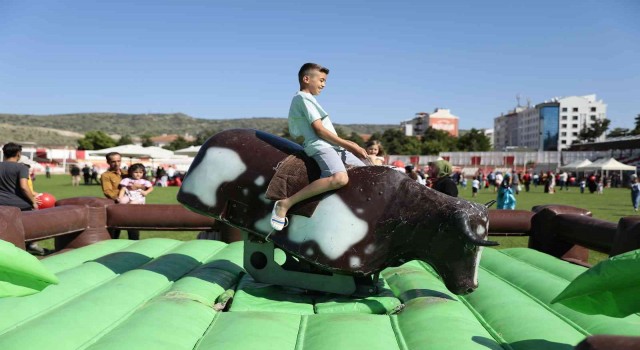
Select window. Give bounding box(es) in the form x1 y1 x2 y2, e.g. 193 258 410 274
590 115 596 120
561 132 567 136
561 124 567 128
590 107 596 112
561 140 567 144
572 107 578 112
572 116 579 120
573 132 578 136
572 124 578 129
562 115 567 120
562 107 568 112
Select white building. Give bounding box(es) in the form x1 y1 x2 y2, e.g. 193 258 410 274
557 94 607 150
493 94 607 151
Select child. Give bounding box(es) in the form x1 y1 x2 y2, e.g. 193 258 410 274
579 178 586 194
271 63 368 231
365 140 385 165
471 177 480 197
118 163 153 204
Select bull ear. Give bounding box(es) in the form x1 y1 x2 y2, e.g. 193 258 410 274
455 211 500 247
484 200 496 208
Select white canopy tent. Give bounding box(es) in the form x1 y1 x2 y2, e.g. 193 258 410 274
560 159 592 171
579 158 636 172
90 145 154 159
174 145 201 157
577 158 637 179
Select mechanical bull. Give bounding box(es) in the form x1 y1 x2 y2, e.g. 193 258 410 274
177 129 497 296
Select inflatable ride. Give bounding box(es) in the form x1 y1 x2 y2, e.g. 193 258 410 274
1 129 640 350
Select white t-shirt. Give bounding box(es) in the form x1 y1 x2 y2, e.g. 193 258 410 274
288 91 342 156
472 179 480 189
495 173 503 185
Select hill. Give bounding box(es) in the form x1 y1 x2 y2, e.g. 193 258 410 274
0 113 398 147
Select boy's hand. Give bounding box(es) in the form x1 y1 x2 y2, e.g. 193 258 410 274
346 141 368 159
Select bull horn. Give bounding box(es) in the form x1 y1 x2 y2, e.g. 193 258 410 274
484 200 496 208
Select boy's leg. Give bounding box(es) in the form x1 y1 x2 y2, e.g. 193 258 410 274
273 148 356 221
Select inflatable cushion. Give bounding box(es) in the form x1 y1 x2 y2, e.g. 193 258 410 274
552 248 640 318
0 240 59 297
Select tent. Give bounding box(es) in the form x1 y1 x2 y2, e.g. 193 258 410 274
560 159 592 171
174 145 201 157
578 158 636 172
90 145 154 159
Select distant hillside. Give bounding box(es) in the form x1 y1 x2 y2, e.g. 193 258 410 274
0 113 398 147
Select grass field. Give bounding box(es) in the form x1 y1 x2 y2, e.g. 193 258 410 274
33 175 637 264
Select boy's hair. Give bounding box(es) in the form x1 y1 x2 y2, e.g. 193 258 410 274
2 142 22 158
128 163 146 177
365 140 385 156
105 152 121 161
298 63 329 84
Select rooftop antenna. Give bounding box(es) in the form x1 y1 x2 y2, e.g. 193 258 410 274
516 94 522 107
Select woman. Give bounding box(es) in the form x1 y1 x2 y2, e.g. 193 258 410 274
428 160 457 197
497 173 516 210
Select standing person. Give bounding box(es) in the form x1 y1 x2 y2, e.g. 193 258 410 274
118 163 154 204
510 170 520 195
271 63 367 231
45 164 51 179
427 160 458 197
365 140 385 165
579 177 586 194
631 174 640 212
497 173 516 210
471 177 480 198
91 165 100 185
548 171 556 194
82 164 91 185
70 164 81 186
494 172 503 193
522 172 531 192
100 152 140 240
533 172 539 188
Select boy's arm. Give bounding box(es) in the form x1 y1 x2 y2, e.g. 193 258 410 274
311 120 368 158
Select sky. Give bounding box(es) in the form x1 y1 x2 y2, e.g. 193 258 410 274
1 0 639 130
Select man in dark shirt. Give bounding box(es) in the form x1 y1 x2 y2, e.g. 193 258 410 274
0 143 38 210
428 160 458 197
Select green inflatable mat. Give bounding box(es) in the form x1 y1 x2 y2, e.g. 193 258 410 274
1 240 639 350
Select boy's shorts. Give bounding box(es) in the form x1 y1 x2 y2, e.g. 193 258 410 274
472 187 478 193
312 147 365 178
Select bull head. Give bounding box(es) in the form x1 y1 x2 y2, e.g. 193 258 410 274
421 208 498 295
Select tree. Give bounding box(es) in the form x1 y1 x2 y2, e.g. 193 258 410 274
117 134 133 145
163 136 191 151
140 134 154 147
422 127 458 155
632 114 640 135
457 128 491 151
379 129 422 155
194 129 218 145
346 132 365 147
606 127 630 138
77 131 116 150
578 119 611 143
280 127 304 145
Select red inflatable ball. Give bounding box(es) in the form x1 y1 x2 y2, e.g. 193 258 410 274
37 193 56 209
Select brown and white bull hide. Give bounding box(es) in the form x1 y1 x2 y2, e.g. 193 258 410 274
177 129 496 295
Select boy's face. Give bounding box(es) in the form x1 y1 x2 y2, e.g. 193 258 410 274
302 70 327 95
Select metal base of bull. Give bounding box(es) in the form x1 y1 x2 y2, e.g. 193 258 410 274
243 233 380 296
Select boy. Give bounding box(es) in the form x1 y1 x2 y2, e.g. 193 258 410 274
271 63 368 231
471 177 480 197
